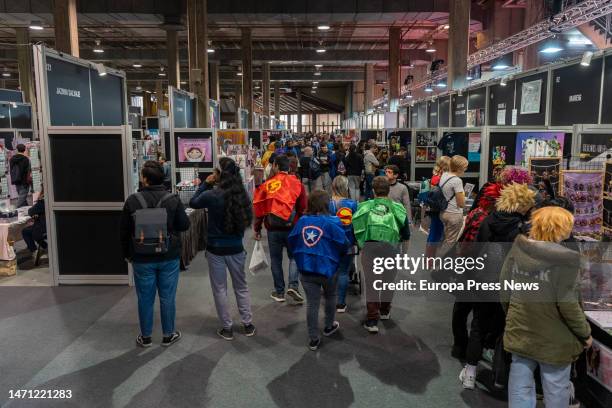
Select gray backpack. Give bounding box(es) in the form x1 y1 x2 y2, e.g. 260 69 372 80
132 192 175 255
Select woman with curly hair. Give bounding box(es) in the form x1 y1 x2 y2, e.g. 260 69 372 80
190 157 255 340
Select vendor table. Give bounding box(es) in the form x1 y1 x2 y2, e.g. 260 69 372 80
0 208 32 276
180 208 207 270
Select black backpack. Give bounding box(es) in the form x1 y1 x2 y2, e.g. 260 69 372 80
424 176 458 213
131 192 175 255
309 156 321 180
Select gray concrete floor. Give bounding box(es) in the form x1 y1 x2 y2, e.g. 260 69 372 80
0 229 508 408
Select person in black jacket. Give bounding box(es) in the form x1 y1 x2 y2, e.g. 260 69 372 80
22 190 46 254
388 146 410 181
189 158 255 341
10 144 31 208
120 160 190 348
345 144 364 202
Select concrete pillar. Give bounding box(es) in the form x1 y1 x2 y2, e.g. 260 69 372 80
235 82 242 126
53 0 79 57
296 90 302 134
344 83 352 119
388 27 401 112
166 29 180 89
448 0 470 90
143 93 153 117
364 63 374 112
210 62 220 101
523 0 545 70
274 81 281 119
187 0 198 93
155 80 164 115
262 62 270 119
195 0 210 127
241 28 253 128
15 28 35 104
353 80 364 114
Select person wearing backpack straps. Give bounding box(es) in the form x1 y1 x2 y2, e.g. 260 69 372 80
120 160 190 348
439 155 468 245
190 158 256 341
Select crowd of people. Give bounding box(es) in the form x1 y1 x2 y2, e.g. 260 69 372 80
120 132 592 407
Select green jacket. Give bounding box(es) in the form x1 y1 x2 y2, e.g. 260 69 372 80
352 198 408 248
500 235 590 366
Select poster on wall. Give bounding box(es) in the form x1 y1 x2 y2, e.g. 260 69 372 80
177 137 213 164
515 132 564 167
217 129 247 154
561 170 604 239
415 132 437 163
580 134 612 161
586 339 612 392
529 157 561 199
468 133 481 162
520 79 542 114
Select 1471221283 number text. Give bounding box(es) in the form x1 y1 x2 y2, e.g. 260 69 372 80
9 390 72 399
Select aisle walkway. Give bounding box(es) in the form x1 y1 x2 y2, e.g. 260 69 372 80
0 230 507 408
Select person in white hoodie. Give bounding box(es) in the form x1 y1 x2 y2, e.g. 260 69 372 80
363 144 379 200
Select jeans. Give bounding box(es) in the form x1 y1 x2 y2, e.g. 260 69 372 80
365 173 375 200
301 178 313 194
320 172 332 194
348 175 361 202
508 354 571 408
16 184 29 208
133 258 180 337
336 253 353 305
267 230 299 294
427 213 444 243
301 273 338 341
206 251 252 329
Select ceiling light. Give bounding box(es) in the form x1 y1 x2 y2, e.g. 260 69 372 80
158 66 166 77
180 80 187 85
29 21 43 30
311 90 317 94
316 48 326 53
145 90 152 94
492 63 509 70
425 42 436 53
136 85 142 91
500 76 508 86
407 91 413 99
93 40 104 53
314 72 321 76
237 72 243 76
312 86 318 89
569 37 592 46
443 24 450 29
207 48 215 53
424 84 433 92
313 81 319 85
315 64 323 68
539 37 563 54
466 75 473 80
581 51 594 67
94 63 107 77
436 81 447 88
1 72 10 78
317 25 330 30
133 63 142 68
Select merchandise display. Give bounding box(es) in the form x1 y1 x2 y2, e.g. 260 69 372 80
561 170 604 240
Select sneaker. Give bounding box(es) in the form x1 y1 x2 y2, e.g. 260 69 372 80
362 320 379 333
482 348 494 364
243 324 256 337
216 327 234 341
379 312 390 320
270 291 286 302
286 288 304 303
161 331 182 347
309 338 321 351
136 335 152 348
459 366 476 390
323 321 340 337
336 304 347 313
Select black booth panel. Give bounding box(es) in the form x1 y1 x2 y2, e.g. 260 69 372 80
516 72 548 126
360 130 378 142
416 102 428 128
50 134 125 202
10 104 32 129
428 100 438 128
164 131 171 158
248 130 262 149
438 96 450 127
172 91 188 128
46 56 93 126
600 55 612 124
91 73 124 126
551 59 602 126
0 131 14 150
451 94 467 127
146 117 159 131
55 210 128 275
488 81 515 126
0 104 10 128
131 130 142 140
415 167 434 181
411 109 418 128
468 87 486 110
0 89 23 103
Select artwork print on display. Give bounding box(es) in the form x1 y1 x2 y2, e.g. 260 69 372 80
177 138 212 164
561 170 604 239
492 146 507 168
515 132 564 167
520 79 542 114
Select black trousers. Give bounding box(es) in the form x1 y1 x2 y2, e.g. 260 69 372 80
466 302 505 366
452 301 473 351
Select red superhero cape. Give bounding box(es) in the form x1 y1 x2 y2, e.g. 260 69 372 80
253 172 302 220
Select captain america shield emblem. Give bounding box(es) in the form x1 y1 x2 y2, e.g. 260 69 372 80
302 225 323 247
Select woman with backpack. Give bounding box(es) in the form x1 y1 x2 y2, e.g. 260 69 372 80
189 157 256 341
329 176 358 313
425 156 450 257
439 155 468 245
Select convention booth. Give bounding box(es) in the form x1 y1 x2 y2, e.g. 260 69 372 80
216 129 257 198
33 45 132 285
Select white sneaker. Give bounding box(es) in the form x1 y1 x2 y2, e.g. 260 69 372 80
459 367 476 390
379 312 390 320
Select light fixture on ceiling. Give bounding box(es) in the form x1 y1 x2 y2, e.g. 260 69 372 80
424 83 433 92
207 40 214 53
2 70 10 78
492 56 511 70
458 89 463 96
314 71 321 76
93 40 104 53
313 81 319 85
158 66 166 77
136 85 142 91
443 24 450 30
539 36 564 54
581 51 594 67
425 41 436 53
29 20 43 30
315 64 323 68
311 90 317 94
316 48 326 53
94 63 107 77
407 90 413 99
500 76 508 86
317 25 330 31
312 86 318 90
569 37 592 46
133 63 142 68
466 75 473 80
180 80 187 85
436 80 447 88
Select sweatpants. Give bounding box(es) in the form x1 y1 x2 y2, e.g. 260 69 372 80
206 251 253 329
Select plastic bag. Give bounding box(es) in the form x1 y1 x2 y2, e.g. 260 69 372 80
249 241 269 275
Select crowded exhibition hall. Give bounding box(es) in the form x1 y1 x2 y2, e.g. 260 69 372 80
1 0 612 407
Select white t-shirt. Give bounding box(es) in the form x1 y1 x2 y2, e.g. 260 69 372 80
440 172 464 214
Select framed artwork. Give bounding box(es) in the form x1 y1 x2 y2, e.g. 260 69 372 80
529 157 561 198
516 132 564 167
520 79 542 114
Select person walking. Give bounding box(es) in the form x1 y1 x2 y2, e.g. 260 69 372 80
317 144 333 193
190 157 256 340
288 190 350 351
10 144 31 208
120 160 190 348
439 155 468 245
254 155 307 304
345 144 364 202
363 144 379 200
329 176 358 313
425 156 451 257
299 146 317 194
